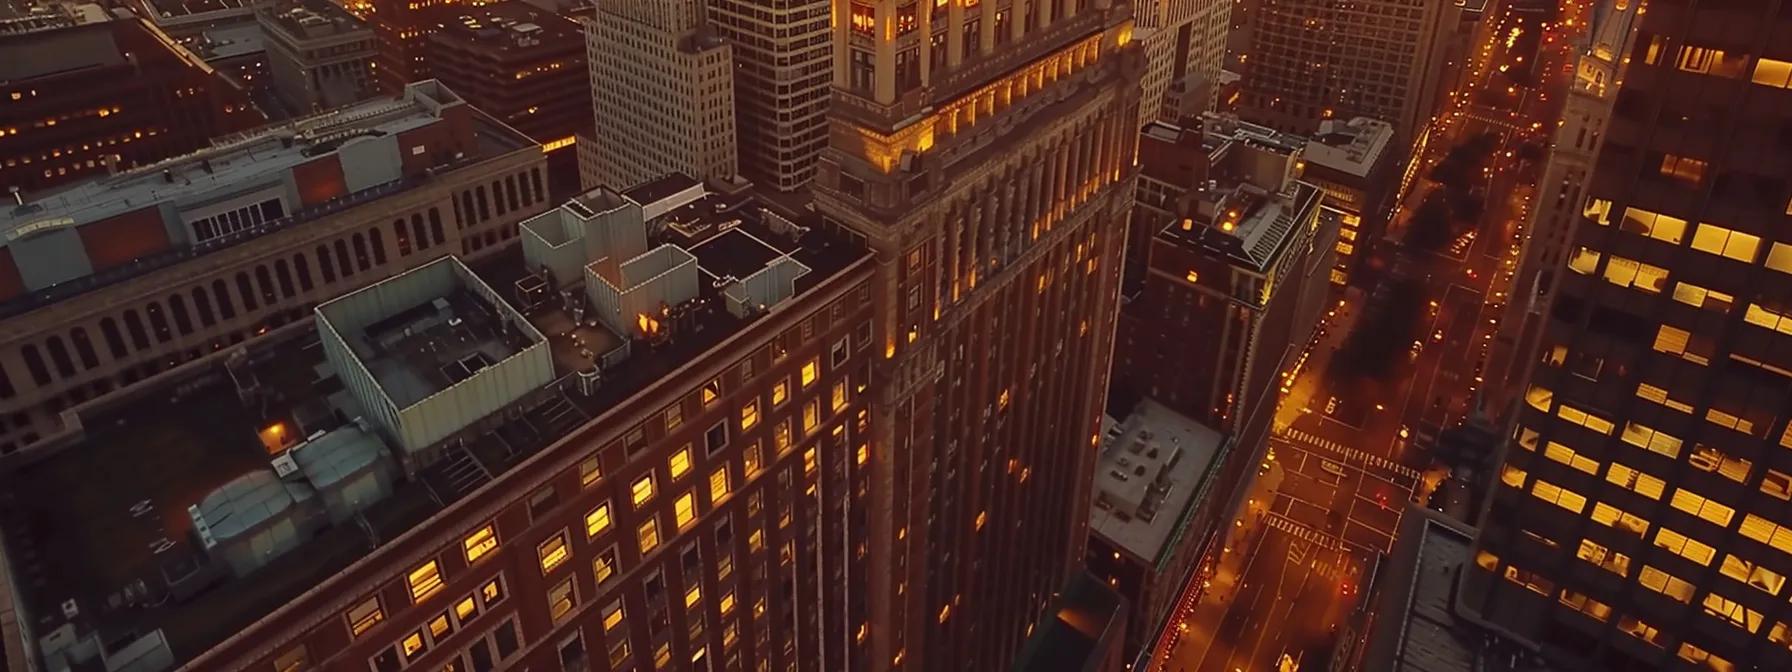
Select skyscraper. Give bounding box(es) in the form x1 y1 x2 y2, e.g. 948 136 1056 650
705 0 831 191
1464 3 1792 670
1134 0 1229 126
1234 0 1455 147
809 0 1144 667
584 0 739 190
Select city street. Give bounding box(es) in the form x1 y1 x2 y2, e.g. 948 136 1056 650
1145 2 1591 670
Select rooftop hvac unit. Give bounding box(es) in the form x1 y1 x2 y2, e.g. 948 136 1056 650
270 451 300 479
187 505 218 550
576 367 601 397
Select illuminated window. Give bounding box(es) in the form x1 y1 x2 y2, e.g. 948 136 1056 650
638 516 661 554
1701 592 1763 634
454 596 477 622
684 584 702 609
548 577 576 622
804 446 819 476
1689 444 1752 484
1566 246 1601 274
586 501 613 538
1620 422 1683 458
850 2 875 36
1743 304 1792 335
675 492 697 529
670 447 692 480
1653 526 1715 566
748 527 764 552
401 630 427 658
602 599 625 632
1720 554 1787 597
1691 222 1761 262
274 647 308 672
709 466 731 502
1606 462 1666 500
1740 514 1792 554
427 613 452 640
1559 590 1613 623
701 379 721 406
1752 57 1792 88
772 379 789 406
1763 470 1792 501
1705 407 1755 436
831 380 848 411
741 400 759 430
1523 385 1553 412
1669 487 1736 528
1635 383 1694 413
594 546 618 585
1576 538 1631 574
666 404 683 431
464 524 499 564
407 560 444 603
1763 242 1792 275
1651 325 1708 365
1638 564 1695 603
1671 282 1735 312
1659 154 1707 184
857 443 870 466
1542 441 1599 475
803 399 820 434
1584 197 1613 224
1529 479 1587 513
580 455 602 488
1602 256 1668 293
632 473 657 507
801 359 819 387
1590 502 1647 536
719 591 736 615
538 531 570 574
744 441 764 475
776 419 794 453
346 596 384 638
1621 207 1687 244
1556 403 1615 434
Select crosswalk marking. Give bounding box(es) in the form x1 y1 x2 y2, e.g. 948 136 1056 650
1278 427 1422 482
1265 512 1340 551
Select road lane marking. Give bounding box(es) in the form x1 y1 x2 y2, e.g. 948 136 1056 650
1278 427 1423 482
1265 512 1341 551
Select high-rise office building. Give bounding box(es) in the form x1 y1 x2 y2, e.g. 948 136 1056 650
705 0 831 191
1135 0 1228 126
1234 0 1455 147
257 0 379 115
0 17 263 195
584 0 739 191
1463 3 1792 670
809 0 1144 666
417 2 590 150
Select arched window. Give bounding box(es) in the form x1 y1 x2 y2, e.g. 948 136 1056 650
145 301 172 343
99 317 127 358
411 214 428 252
394 219 412 256
274 260 295 297
212 279 236 319
70 328 98 369
168 294 193 335
19 344 50 386
316 245 336 283
294 253 313 291
369 228 387 265
253 266 275 306
351 233 369 271
123 309 150 350
44 336 75 378
236 272 258 311
428 208 445 247
192 286 216 326
334 240 352 276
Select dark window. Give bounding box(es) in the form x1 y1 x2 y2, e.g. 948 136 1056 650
394 219 411 256
145 302 171 343
316 246 336 283
0 360 14 399
529 486 559 520
211 279 236 319
368 228 387 266
44 337 75 378
530 168 544 204
236 272 258 311
504 176 520 212
429 208 445 246
168 295 193 335
412 213 428 250
99 318 127 358
470 639 494 672
124 310 150 350
462 190 477 225
20 344 49 386
494 621 519 659
69 328 98 370
293 254 313 291
352 233 370 271
371 648 400 672
334 240 353 276
491 180 507 215
706 421 729 454
274 260 295 298
254 266 276 305
192 287 215 327
261 199 285 221
476 186 490 221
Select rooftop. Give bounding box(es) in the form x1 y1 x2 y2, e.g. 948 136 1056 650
1304 116 1396 179
257 0 366 41
0 184 868 670
1151 114 1326 271
136 0 252 20
420 1 582 55
193 21 262 60
0 80 534 319
1090 399 1226 564
1012 572 1126 672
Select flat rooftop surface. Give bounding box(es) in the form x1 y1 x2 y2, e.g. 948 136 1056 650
0 211 868 669
1390 517 1477 671
1089 399 1224 563
693 228 785 282
359 290 525 408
